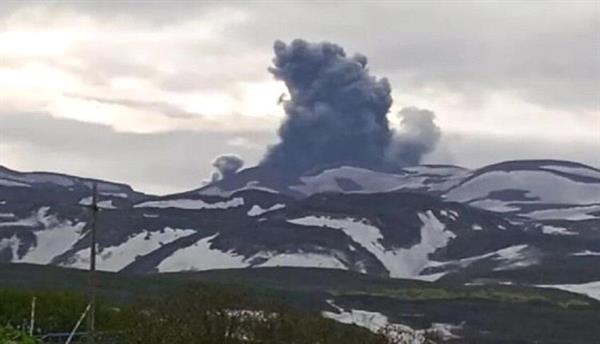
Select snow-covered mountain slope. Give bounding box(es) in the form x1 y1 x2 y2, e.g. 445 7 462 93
198 160 600 233
1 177 521 280
198 160 600 217
288 165 468 196
1 160 599 286
196 163 469 198
444 160 600 211
0 166 146 201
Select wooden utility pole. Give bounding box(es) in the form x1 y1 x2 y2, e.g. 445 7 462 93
87 182 98 344
29 296 36 336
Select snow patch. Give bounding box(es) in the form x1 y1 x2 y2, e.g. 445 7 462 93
0 179 30 188
571 250 600 256
468 199 520 213
98 200 116 209
403 165 466 177
0 236 20 260
542 225 577 236
157 234 247 272
493 245 539 271
135 197 244 210
288 211 455 278
236 182 279 195
247 204 285 216
322 301 389 332
79 198 118 209
446 170 600 205
18 222 86 264
100 192 128 198
0 207 86 264
0 207 51 228
524 205 600 221
258 252 346 269
23 174 75 186
322 300 460 341
537 281 600 301
67 227 196 271
540 165 600 180
425 244 538 275
291 166 406 195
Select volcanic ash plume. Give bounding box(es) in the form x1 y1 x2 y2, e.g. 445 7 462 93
261 39 440 174
386 107 441 166
261 39 393 173
212 154 244 180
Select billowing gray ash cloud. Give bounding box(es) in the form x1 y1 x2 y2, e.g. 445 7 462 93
386 107 441 166
261 39 440 174
212 154 244 180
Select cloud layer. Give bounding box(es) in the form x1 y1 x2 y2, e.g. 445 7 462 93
0 1 597 193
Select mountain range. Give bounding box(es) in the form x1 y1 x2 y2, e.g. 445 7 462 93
2 159 600 341
1 159 599 288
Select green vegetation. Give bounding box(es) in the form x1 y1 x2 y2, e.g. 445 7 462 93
0 283 388 344
0 325 40 344
0 288 130 335
338 285 592 308
124 284 387 344
2 264 600 343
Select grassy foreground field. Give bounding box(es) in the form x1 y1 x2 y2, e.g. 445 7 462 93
1 263 599 343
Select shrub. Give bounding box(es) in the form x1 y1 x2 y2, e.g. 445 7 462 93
0 325 40 344
122 283 388 344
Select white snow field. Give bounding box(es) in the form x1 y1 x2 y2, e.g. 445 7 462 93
0 207 86 264
288 211 456 278
257 252 346 269
157 234 248 272
67 227 196 271
291 166 408 195
537 281 600 301
445 170 600 205
524 205 600 221
541 225 578 236
322 300 460 342
540 164 600 180
247 203 285 216
423 244 539 277
135 197 244 210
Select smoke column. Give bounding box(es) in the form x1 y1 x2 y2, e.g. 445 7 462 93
212 154 244 180
262 39 393 173
386 107 441 166
262 39 440 174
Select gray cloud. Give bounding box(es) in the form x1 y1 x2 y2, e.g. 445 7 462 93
0 112 273 194
3 1 597 112
1 111 598 196
426 131 600 169
64 93 198 119
228 2 600 112
0 1 598 192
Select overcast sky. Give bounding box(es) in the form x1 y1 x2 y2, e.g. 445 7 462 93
0 0 598 194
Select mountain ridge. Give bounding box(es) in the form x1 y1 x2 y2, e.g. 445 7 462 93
1 159 599 289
